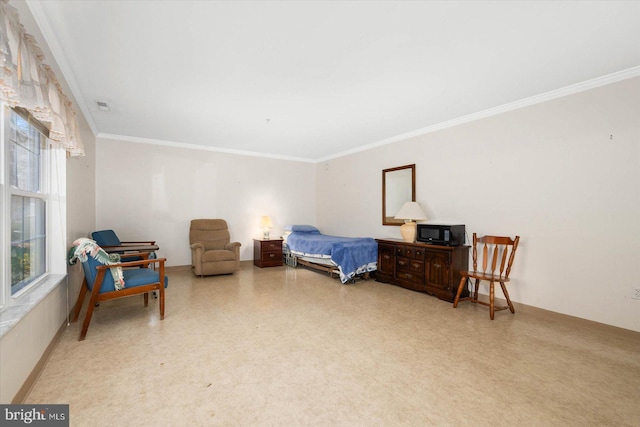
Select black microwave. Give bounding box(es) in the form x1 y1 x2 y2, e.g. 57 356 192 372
416 224 465 246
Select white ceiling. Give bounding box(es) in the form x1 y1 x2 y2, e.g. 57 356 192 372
27 1 640 161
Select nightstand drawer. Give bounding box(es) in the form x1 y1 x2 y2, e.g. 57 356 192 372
260 251 281 263
261 240 282 252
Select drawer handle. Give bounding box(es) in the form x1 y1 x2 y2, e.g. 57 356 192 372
398 260 406 266
269 253 275 258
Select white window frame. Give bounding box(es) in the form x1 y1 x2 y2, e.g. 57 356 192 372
0 104 66 311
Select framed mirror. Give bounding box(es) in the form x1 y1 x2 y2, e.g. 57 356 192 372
382 164 415 225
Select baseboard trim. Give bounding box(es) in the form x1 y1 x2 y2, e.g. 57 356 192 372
165 265 192 272
12 319 67 404
463 295 639 337
166 260 254 273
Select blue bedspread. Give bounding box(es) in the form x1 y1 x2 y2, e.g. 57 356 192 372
287 231 378 283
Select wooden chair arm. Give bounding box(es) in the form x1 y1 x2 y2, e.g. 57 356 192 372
96 258 166 270
119 252 151 261
101 244 159 252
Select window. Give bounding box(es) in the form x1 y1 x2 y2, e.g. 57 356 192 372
2 106 50 299
11 196 46 293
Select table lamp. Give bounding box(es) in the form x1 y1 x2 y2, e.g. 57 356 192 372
260 216 273 239
394 202 427 242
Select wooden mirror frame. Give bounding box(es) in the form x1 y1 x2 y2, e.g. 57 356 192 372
382 164 416 226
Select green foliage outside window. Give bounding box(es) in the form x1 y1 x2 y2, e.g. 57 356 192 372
11 246 31 287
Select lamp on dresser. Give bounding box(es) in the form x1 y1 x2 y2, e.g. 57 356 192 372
394 202 427 242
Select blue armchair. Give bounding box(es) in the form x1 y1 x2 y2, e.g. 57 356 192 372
70 239 168 340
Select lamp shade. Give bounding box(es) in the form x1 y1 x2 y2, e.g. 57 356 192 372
259 216 273 228
394 202 427 221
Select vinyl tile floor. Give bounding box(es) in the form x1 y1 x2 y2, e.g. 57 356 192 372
25 262 640 426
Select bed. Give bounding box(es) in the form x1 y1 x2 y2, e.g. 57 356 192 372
283 225 377 284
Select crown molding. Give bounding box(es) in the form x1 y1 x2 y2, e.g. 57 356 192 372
317 66 640 163
97 133 316 163
102 65 640 164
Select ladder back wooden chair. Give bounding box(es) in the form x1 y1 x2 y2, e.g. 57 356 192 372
453 233 520 319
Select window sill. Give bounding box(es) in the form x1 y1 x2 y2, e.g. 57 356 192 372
0 274 67 339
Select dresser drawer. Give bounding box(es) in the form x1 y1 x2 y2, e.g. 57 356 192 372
396 245 425 260
396 257 424 274
396 270 424 286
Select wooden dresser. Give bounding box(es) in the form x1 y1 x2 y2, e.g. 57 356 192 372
253 238 283 268
375 238 469 302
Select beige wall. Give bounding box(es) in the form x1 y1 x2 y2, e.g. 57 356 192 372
66 116 98 308
95 139 317 265
317 77 640 332
0 277 67 401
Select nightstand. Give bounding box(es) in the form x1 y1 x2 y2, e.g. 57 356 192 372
253 238 283 268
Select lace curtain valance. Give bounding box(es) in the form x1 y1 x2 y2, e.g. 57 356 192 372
0 0 84 156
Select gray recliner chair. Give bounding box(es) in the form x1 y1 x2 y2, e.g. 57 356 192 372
189 219 241 277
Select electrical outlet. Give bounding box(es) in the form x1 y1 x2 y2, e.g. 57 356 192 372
632 287 640 300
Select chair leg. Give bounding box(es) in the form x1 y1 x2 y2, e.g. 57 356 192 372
453 276 467 308
144 292 149 307
80 291 101 341
500 281 515 314
71 280 88 323
473 279 480 301
159 286 165 320
159 262 165 320
489 281 495 320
